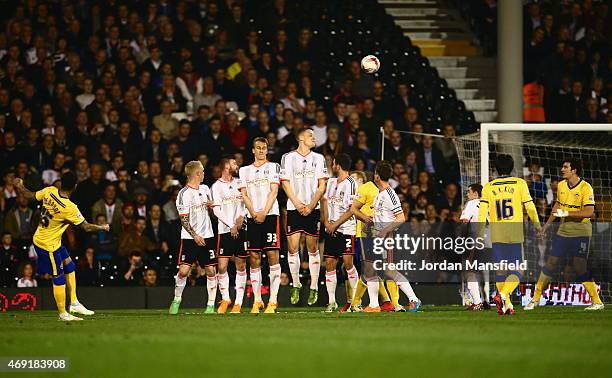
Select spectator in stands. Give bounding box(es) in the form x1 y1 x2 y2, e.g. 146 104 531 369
89 214 117 259
145 204 171 255
1 171 17 213
0 233 19 287
402 149 420 184
224 112 247 152
77 247 101 286
317 126 345 156
118 216 157 259
348 60 374 98
16 261 37 288
202 117 232 164
120 251 145 286
436 183 461 212
73 163 110 221
312 109 328 148
143 268 158 287
417 135 445 180
92 184 123 235
384 131 406 162
3 195 34 243
391 83 412 118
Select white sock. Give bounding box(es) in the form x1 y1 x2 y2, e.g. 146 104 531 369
468 281 482 304
206 275 218 306
325 270 337 304
346 266 359 304
269 264 281 304
288 251 301 288
308 251 320 290
387 270 419 302
218 272 230 301
235 269 247 306
367 277 380 308
174 275 187 301
250 267 262 302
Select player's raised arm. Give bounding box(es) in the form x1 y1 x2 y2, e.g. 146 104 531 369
78 220 110 233
12 178 36 201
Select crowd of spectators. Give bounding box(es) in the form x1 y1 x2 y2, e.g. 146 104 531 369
465 0 610 123
1 0 469 288
523 0 610 124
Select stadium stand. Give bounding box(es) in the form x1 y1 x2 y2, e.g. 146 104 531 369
0 0 607 289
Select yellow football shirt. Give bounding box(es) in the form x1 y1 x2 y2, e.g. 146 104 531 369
33 186 85 252
478 176 540 243
556 179 594 237
354 181 378 237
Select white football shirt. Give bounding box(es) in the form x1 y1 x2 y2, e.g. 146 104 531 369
324 176 357 235
212 177 246 234
373 186 403 232
460 199 480 223
280 150 329 210
176 184 214 239
238 161 280 217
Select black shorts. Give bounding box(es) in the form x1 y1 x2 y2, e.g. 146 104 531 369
217 231 248 259
246 215 280 252
178 238 217 267
286 209 321 237
324 233 355 259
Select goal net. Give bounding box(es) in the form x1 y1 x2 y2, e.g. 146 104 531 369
455 124 612 304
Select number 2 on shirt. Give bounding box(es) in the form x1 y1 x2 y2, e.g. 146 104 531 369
495 199 514 220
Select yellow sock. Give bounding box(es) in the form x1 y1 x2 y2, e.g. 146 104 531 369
501 274 520 304
532 273 551 303
53 284 67 314
583 281 603 305
496 282 505 294
345 280 352 303
386 280 399 307
353 278 368 305
379 278 390 303
66 271 78 304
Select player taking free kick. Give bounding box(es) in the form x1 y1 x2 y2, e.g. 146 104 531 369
14 172 110 321
281 128 329 306
239 137 282 314
169 161 218 315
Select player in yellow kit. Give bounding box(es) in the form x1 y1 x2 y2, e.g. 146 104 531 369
14 172 110 321
478 154 541 315
525 158 604 311
346 171 395 312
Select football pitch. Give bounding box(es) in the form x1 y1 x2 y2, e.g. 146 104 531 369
1 306 611 378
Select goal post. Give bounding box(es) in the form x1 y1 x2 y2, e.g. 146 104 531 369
459 123 612 304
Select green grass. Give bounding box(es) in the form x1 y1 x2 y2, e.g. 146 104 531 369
1 306 611 378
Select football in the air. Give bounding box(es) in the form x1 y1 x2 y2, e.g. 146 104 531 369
361 55 380 74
